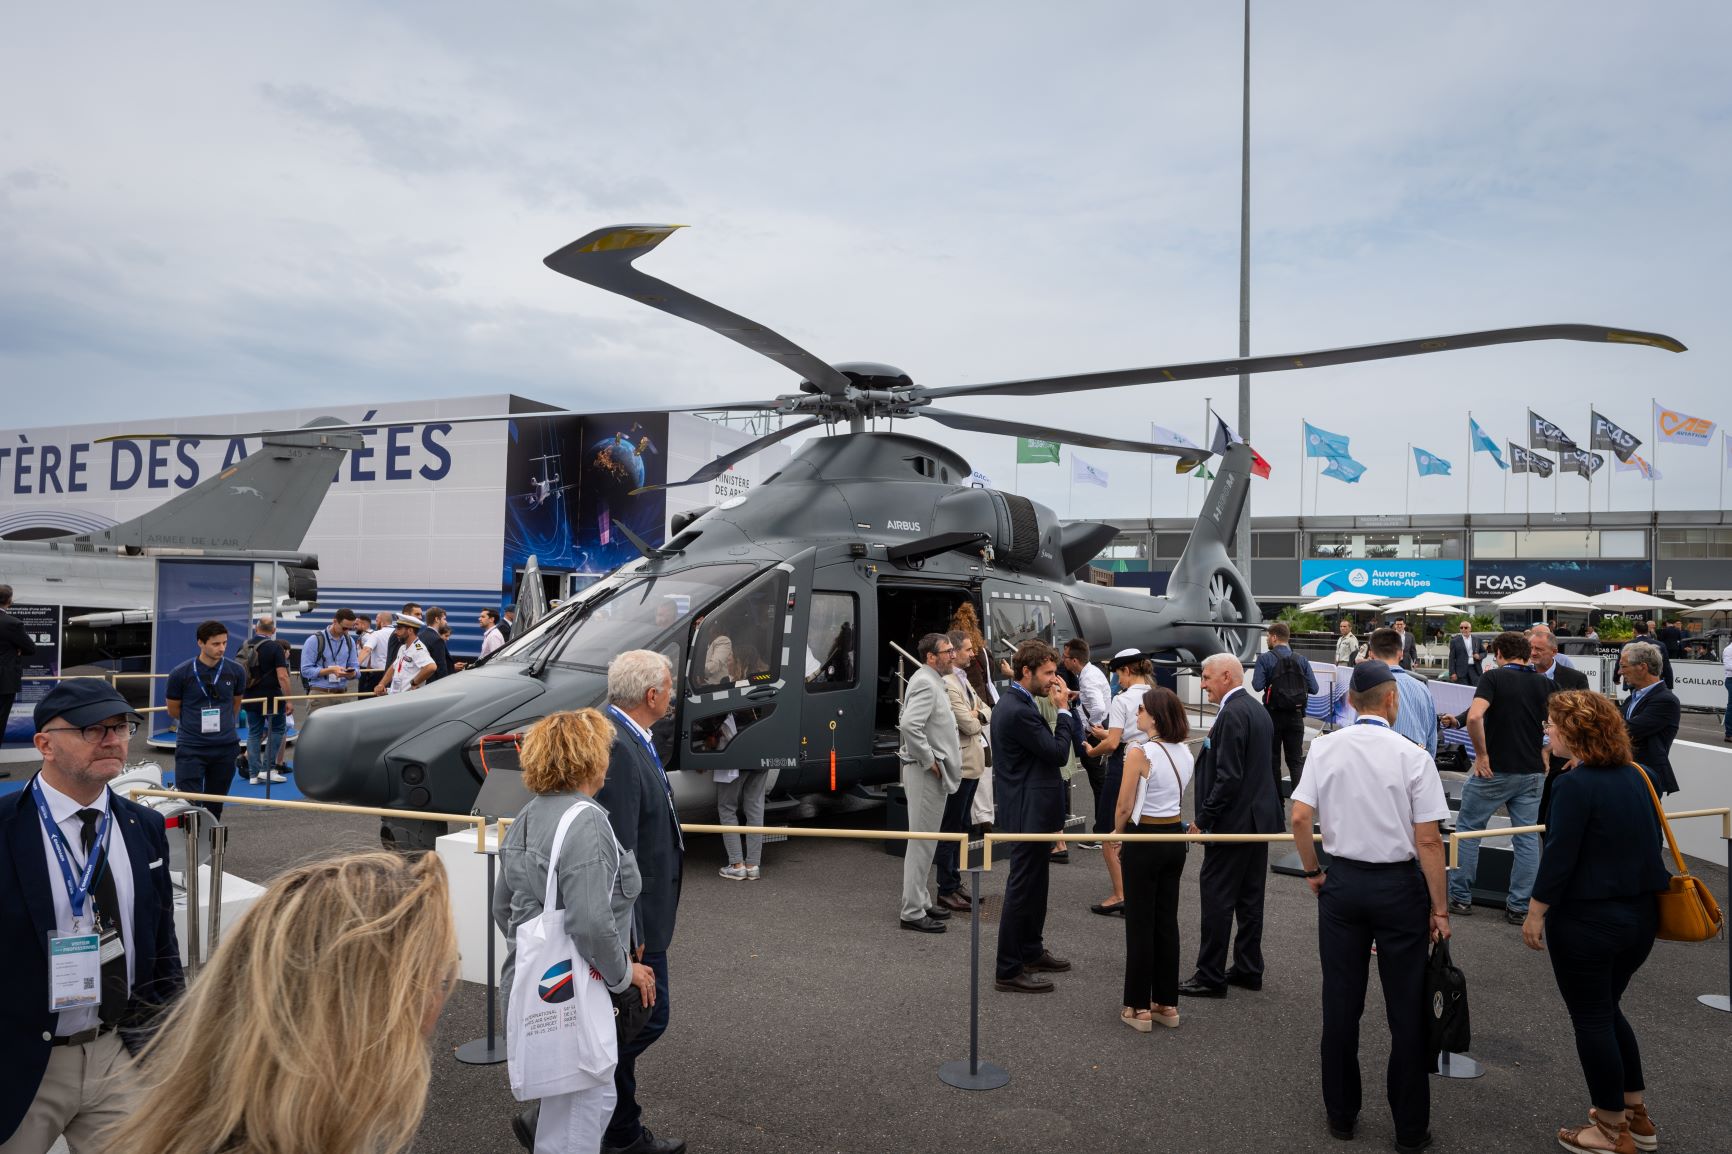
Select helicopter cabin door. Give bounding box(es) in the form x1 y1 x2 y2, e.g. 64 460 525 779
678 549 817 782
981 581 1060 675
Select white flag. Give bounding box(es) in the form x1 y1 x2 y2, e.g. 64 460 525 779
1072 454 1109 489
1151 423 1204 451
966 469 992 489
1653 400 1716 446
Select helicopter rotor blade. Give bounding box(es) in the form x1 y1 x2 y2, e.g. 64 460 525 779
918 407 1209 469
92 399 792 443
635 415 826 493
916 324 1686 401
544 225 854 398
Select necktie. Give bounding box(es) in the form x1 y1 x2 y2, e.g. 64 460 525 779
77 809 129 1026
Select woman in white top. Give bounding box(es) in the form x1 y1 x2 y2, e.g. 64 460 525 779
1114 686 1194 1031
1083 651 1154 916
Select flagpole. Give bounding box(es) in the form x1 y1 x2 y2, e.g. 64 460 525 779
1650 397 1658 515
1148 421 1156 520
1404 442 1411 518
1586 403 1594 519
1067 449 1075 519
1465 413 1473 521
1299 416 1307 525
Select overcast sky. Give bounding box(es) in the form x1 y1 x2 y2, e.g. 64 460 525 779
4 2 1728 519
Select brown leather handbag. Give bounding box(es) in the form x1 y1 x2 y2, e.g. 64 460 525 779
1636 765 1724 943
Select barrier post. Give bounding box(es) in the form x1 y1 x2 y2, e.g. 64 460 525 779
181 808 202 978
1702 820 1731 1013
939 856 1009 1091
455 825 507 1065
206 822 228 960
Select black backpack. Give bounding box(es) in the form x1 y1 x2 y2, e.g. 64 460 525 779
236 637 267 690
1267 652 1310 711
1427 939 1471 1058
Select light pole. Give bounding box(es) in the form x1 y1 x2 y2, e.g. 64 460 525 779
1235 0 1253 576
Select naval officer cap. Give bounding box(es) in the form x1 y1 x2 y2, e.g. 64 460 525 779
34 679 143 731
1348 660 1396 693
394 614 426 630
1109 648 1146 670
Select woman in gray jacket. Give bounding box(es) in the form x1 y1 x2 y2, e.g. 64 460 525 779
494 709 656 1154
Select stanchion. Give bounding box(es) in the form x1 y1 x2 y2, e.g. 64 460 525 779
455 835 508 1065
181 808 203 978
1700 832 1730 1013
1433 1051 1484 1079
938 865 1009 1091
206 822 228 959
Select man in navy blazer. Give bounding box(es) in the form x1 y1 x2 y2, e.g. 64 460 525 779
990 640 1079 994
2 680 183 1151
1180 653 1281 998
1447 622 1479 686
1619 642 1680 796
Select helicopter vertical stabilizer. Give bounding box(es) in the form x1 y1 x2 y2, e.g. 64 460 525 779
1164 442 1259 659
84 419 361 553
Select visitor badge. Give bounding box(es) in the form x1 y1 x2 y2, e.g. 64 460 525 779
49 932 101 1011
200 707 221 734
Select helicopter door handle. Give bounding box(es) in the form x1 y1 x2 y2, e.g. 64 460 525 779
744 684 777 700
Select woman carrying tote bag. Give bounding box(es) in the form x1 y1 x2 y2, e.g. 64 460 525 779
494 710 656 1153
1521 691 1670 1154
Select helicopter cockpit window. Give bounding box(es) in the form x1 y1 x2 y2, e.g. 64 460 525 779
690 568 789 693
986 594 1054 664
490 563 754 669
805 592 857 691
691 704 776 753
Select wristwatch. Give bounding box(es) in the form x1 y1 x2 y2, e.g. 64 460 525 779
1302 868 1323 878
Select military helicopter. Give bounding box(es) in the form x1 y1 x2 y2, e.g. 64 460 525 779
259 224 1680 849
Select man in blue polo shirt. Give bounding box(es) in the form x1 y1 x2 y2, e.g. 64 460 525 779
1368 628 1438 759
164 619 249 817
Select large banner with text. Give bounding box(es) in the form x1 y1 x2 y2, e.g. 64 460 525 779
1300 559 1465 599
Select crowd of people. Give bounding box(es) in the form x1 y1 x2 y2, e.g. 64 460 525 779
0 592 1706 1153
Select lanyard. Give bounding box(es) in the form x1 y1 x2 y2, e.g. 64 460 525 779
1353 717 1391 729
194 659 227 702
32 781 109 922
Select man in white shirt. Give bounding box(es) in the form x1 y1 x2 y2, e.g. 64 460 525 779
1290 661 1451 1153
374 615 436 696
455 608 506 671
1722 638 1732 744
1061 640 1111 846
356 611 394 695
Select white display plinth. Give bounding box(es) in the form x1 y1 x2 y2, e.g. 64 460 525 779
172 866 266 964
436 827 508 985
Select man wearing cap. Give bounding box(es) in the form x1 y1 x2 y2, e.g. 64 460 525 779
1290 661 1451 1152
164 620 250 818
0 681 184 1152
374 615 436 696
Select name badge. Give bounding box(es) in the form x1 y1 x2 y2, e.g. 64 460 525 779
49 933 101 1011
200 707 222 734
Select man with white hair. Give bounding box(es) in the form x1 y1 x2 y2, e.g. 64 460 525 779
1180 653 1281 998
596 650 684 1154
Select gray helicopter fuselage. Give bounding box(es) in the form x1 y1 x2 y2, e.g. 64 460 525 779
295 431 1258 843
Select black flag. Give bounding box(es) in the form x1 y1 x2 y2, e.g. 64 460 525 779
1560 448 1604 479
1510 443 1556 478
1589 410 1642 463
1528 410 1577 452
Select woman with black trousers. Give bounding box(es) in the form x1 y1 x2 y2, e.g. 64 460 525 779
1523 690 1670 1154
1113 687 1193 1031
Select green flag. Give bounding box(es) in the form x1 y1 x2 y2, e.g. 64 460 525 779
1193 463 1215 480
1016 437 1060 464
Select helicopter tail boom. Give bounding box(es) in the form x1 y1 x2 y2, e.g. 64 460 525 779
1161 442 1260 660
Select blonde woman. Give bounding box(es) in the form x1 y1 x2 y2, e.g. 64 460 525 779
495 710 655 1154
103 851 460 1154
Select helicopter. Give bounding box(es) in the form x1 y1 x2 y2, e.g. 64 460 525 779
248 224 1681 850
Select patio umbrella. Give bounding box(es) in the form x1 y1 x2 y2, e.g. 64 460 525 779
1379 591 1471 657
1299 590 1389 614
1683 599 1732 614
1587 589 1680 613
1493 581 1593 624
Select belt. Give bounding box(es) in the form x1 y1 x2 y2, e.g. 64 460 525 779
309 686 347 693
52 1023 117 1047
1330 856 1418 872
1135 817 1184 828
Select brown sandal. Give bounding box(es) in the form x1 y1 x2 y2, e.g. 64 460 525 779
1558 1113 1635 1154
1120 1007 1153 1033
1592 1105 1655 1152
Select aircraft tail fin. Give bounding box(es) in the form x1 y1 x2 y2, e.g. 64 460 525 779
1163 443 1261 659
83 419 360 553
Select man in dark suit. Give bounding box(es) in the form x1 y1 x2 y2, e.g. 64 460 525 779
2 680 183 1150
1657 619 1685 660
990 640 1078 994
1391 619 1419 671
1447 621 1479 686
1631 622 1675 690
1619 641 1680 796
1531 630 1591 824
1181 653 1281 997
0 584 38 750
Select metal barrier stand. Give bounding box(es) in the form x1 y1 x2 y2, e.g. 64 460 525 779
455 819 507 1065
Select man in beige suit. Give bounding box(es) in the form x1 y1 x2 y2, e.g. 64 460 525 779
934 629 991 912
898 632 964 933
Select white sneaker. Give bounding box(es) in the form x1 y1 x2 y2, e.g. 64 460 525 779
745 865 761 880
718 864 748 881
265 770 287 783
248 774 264 785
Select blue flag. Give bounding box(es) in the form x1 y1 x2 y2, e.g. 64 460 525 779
1321 455 1367 483
1412 447 1452 476
1303 421 1352 460
1470 417 1507 469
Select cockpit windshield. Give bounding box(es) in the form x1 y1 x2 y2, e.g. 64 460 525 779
490 562 758 670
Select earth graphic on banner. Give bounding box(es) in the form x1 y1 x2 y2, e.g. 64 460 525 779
588 431 651 495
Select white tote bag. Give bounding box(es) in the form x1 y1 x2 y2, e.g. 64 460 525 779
506 798 620 1102
970 765 995 826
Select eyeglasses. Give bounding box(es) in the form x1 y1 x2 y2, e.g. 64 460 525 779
43 720 139 743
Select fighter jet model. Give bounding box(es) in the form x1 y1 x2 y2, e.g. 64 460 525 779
261 225 1681 849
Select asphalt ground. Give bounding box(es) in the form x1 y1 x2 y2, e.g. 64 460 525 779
150 751 1729 1154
